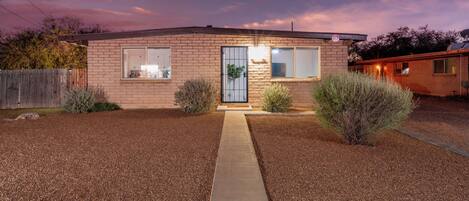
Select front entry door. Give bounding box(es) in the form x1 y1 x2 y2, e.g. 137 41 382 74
221 47 248 103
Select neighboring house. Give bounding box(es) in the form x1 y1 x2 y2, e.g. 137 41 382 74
356 47 469 96
62 26 366 108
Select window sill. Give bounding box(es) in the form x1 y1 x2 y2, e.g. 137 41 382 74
270 77 320 82
120 78 171 83
432 73 456 76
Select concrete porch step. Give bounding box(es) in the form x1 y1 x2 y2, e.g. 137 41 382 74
217 105 253 111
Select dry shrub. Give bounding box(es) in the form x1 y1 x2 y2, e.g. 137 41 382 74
261 83 292 112
88 86 108 103
175 79 217 113
313 72 414 145
63 88 95 113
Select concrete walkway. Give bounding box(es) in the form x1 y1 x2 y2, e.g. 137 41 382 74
397 128 469 157
210 111 268 201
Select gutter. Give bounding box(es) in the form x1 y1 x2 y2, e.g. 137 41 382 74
357 49 469 65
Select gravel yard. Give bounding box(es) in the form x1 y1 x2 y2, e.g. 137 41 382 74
0 109 224 200
403 96 469 153
247 115 469 201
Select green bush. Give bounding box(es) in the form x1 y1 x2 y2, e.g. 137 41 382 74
89 102 121 112
261 83 292 112
63 88 95 113
313 73 414 145
175 79 217 113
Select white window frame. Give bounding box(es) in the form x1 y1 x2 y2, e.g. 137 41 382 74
270 46 321 79
121 46 172 80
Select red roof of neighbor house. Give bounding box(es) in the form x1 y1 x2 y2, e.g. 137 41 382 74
357 49 469 65
60 26 367 42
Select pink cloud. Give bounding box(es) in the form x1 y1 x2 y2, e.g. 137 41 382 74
131 6 155 16
215 2 245 14
239 0 469 38
0 1 178 33
92 8 131 16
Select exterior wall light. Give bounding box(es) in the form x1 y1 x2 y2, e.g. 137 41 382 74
331 34 340 42
249 45 269 64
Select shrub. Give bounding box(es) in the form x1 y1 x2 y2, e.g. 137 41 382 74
89 102 121 112
313 73 414 145
261 83 292 112
88 86 108 103
63 88 95 113
175 79 217 113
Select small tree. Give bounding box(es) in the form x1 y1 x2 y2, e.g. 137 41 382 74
175 79 217 113
313 73 414 145
0 16 107 70
349 25 460 63
261 83 292 112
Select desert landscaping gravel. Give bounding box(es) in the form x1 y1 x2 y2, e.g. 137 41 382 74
247 115 469 201
0 109 224 200
403 96 469 153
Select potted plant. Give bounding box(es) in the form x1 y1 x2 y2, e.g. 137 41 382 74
227 64 245 80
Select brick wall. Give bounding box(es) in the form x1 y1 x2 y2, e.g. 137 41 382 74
88 34 349 108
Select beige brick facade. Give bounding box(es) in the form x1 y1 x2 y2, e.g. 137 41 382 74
88 34 349 108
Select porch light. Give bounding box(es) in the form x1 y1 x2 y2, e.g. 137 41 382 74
375 65 381 70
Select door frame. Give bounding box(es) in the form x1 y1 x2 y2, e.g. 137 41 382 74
220 46 249 103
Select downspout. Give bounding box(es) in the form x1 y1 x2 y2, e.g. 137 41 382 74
460 54 462 96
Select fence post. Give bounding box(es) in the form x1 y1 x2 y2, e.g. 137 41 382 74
17 80 21 108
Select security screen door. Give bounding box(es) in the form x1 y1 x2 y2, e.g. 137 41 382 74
221 47 248 103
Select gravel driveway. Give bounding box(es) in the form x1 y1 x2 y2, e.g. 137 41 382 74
0 109 224 200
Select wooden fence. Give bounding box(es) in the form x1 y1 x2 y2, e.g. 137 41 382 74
0 69 87 109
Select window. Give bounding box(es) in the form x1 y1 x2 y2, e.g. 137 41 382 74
394 62 410 75
271 47 319 78
123 47 171 79
433 59 446 73
433 58 457 74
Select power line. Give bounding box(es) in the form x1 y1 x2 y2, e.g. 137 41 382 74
26 0 49 18
0 3 41 27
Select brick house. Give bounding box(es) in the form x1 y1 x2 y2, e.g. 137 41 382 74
356 48 469 96
63 26 366 109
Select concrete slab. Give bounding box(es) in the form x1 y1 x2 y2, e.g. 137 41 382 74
210 111 268 201
217 105 253 111
244 111 315 116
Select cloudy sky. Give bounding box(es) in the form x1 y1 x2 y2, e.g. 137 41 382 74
0 0 468 38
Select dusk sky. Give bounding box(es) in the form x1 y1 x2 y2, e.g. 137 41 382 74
0 0 468 38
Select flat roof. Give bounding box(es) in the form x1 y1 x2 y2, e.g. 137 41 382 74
60 26 367 42
357 49 469 65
